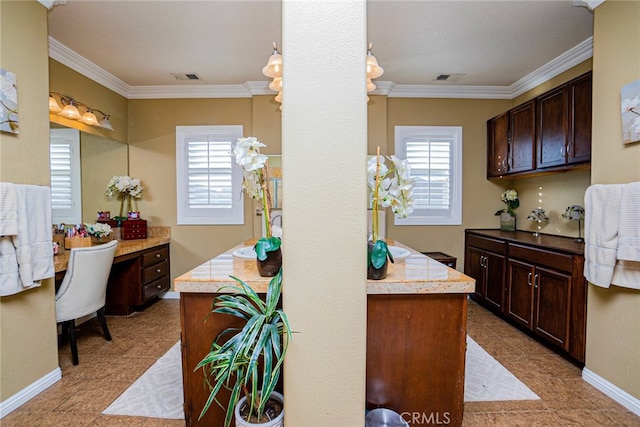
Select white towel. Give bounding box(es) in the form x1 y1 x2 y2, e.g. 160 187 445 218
0 182 19 236
617 182 640 262
584 184 624 288
0 185 54 296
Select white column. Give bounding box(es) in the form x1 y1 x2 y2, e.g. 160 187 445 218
282 1 368 425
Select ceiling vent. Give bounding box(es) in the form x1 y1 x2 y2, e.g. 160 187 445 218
433 73 465 82
171 73 202 81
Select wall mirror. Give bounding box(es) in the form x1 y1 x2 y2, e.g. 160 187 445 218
50 124 128 225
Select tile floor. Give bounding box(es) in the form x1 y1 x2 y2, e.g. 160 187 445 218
2 298 638 426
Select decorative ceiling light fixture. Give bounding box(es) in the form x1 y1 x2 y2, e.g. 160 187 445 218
48 92 114 131
262 42 384 105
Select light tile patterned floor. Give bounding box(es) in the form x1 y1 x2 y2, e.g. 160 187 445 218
2 298 638 426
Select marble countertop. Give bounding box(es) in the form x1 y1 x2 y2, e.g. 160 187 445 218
174 240 475 295
54 226 171 273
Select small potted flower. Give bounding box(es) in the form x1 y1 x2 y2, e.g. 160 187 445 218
105 175 144 222
233 137 281 277
495 189 519 231
367 147 415 280
85 222 112 244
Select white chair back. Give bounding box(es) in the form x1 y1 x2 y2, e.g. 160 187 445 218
55 240 118 322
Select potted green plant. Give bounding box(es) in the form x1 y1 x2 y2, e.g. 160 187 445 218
233 137 282 276
195 269 292 427
367 147 415 279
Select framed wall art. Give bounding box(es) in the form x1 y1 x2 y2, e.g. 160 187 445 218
621 79 640 144
0 69 19 134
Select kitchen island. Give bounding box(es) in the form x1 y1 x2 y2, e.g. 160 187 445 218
174 241 475 427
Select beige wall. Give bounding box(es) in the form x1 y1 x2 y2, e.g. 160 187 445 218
127 98 257 280
0 0 59 402
586 0 640 400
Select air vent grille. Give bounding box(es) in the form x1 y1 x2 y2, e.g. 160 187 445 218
433 73 465 82
171 73 202 81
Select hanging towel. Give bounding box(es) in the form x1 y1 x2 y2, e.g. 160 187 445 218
584 184 624 288
617 182 640 262
0 184 54 296
0 182 19 236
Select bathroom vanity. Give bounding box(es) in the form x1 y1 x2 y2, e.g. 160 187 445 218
175 240 475 426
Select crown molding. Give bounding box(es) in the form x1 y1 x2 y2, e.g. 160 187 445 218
49 37 593 101
48 37 130 98
127 84 253 99
508 36 593 98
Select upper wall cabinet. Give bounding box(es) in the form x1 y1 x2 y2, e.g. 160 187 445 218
487 71 592 179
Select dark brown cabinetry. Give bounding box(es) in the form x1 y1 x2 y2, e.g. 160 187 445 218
509 100 536 173
487 71 592 179
464 230 586 364
106 243 170 315
465 233 506 311
537 73 592 169
486 101 536 177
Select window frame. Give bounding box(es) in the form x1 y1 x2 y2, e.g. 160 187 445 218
50 128 82 224
394 125 463 226
176 125 244 225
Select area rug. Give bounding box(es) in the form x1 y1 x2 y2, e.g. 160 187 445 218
102 341 184 419
464 336 539 402
103 337 538 419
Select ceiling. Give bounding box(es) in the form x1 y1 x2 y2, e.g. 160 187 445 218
46 0 595 99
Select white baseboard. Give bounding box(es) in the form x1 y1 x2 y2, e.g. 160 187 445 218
582 367 640 416
160 291 180 299
0 367 62 419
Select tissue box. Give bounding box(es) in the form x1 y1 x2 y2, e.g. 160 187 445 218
64 236 91 249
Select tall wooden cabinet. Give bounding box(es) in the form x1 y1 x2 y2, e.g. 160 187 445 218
465 230 587 364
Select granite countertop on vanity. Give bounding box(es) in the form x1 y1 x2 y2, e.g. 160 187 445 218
174 239 475 295
53 226 171 273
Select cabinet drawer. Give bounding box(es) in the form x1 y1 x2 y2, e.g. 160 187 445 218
142 276 170 301
142 247 169 267
467 234 506 255
508 244 573 273
142 260 169 284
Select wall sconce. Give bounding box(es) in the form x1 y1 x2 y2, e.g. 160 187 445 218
48 92 114 131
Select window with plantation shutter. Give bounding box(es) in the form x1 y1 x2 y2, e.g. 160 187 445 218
50 128 81 224
176 125 244 225
394 126 462 225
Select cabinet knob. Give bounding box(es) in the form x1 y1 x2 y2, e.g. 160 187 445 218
155 253 161 258
156 284 162 289
156 268 162 273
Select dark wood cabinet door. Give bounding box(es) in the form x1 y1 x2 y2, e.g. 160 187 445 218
508 100 536 173
484 252 506 311
466 246 486 299
487 113 509 177
568 73 592 164
506 259 534 328
533 266 572 350
537 86 568 168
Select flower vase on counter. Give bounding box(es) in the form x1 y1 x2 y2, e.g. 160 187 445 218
500 212 516 231
366 147 415 280
233 137 282 277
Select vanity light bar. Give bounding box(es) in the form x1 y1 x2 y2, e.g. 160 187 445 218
49 92 114 131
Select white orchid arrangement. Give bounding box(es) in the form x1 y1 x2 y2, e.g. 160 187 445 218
527 208 549 223
495 189 519 217
105 175 144 218
85 222 112 238
367 149 416 271
233 137 281 260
